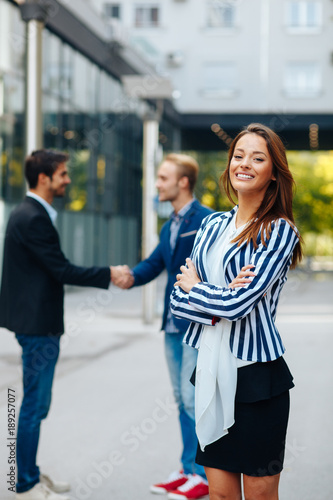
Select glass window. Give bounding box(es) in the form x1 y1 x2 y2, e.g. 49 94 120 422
286 1 322 30
134 5 160 27
99 71 113 113
42 30 61 97
104 3 121 19
0 1 25 75
87 62 99 114
43 93 61 151
206 1 235 28
203 62 236 95
0 5 149 268
72 52 91 112
59 43 74 102
285 62 321 96
0 74 25 203
0 2 33 202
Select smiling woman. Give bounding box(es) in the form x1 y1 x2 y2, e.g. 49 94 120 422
222 123 303 267
171 123 303 500
229 133 276 221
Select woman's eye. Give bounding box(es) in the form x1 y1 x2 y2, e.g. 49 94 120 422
254 157 264 162
234 155 242 159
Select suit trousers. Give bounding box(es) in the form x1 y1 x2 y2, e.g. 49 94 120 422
164 332 205 478
15 334 60 493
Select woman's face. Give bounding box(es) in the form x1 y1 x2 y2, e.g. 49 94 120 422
229 133 275 199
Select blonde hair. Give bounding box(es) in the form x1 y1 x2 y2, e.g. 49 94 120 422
165 153 199 193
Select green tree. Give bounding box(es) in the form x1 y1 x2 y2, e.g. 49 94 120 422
288 151 333 234
288 151 333 256
193 151 233 212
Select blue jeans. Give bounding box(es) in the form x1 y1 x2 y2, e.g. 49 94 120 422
15 334 60 493
164 332 205 478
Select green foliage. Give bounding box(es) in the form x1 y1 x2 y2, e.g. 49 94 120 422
65 150 89 211
192 151 234 212
288 151 333 234
288 151 333 256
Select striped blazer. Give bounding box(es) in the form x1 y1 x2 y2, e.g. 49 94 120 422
170 206 300 362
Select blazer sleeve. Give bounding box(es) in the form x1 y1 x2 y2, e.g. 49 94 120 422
25 214 110 288
170 286 217 325
170 213 218 326
171 219 299 322
131 241 166 287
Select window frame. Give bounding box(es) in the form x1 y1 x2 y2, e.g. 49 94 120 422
206 0 236 29
284 61 321 98
134 4 160 28
285 0 322 34
202 61 237 98
103 3 121 19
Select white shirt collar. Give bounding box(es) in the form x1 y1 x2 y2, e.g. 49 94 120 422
26 191 58 225
173 198 195 219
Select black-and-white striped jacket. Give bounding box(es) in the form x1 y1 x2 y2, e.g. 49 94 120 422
170 207 300 362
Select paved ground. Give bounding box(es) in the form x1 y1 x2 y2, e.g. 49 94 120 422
0 271 332 500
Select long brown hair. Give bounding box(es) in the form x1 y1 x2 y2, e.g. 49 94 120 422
221 123 302 268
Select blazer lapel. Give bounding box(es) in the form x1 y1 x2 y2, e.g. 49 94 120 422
222 239 248 279
172 200 199 256
163 219 173 266
176 215 192 244
194 210 234 282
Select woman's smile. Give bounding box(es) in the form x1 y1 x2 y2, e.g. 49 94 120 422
235 172 255 180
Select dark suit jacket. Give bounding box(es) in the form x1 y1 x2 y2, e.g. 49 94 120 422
132 199 212 332
0 197 110 336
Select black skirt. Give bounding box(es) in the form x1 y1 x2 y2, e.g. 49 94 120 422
195 357 294 477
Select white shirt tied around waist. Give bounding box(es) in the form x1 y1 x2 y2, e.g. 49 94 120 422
195 214 255 451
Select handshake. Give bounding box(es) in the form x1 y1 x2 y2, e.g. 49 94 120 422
110 265 135 289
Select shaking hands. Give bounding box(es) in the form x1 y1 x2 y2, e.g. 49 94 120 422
110 265 134 289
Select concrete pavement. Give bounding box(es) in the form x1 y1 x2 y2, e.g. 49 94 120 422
0 271 332 499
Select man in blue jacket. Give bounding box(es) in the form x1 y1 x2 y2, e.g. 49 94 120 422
113 154 212 500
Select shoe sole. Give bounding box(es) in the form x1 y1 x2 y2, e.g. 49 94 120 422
49 487 71 493
168 495 209 500
150 481 188 495
150 486 169 494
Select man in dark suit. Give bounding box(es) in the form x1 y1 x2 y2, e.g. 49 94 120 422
113 154 212 500
0 150 119 500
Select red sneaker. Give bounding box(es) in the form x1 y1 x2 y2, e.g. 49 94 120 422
167 474 209 499
150 470 189 494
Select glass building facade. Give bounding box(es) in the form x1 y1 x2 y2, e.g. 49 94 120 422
0 0 179 272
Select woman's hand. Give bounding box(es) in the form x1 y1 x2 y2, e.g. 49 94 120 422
174 258 201 294
228 264 256 289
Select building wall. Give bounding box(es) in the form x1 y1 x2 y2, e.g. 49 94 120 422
89 0 333 115
0 0 171 276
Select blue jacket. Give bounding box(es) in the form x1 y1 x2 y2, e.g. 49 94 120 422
132 199 212 332
170 207 300 362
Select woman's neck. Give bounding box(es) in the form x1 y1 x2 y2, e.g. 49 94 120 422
236 200 260 228
235 189 266 228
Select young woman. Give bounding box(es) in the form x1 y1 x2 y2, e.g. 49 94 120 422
170 123 302 500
